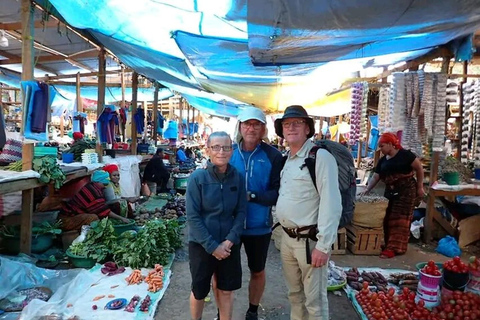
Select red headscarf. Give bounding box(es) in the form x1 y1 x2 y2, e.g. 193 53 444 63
73 132 84 141
378 132 402 149
103 164 119 174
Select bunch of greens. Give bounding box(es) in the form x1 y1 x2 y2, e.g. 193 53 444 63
32 157 66 189
164 219 183 250
68 218 117 262
114 220 171 269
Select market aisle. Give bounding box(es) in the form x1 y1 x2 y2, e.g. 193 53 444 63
156 230 360 320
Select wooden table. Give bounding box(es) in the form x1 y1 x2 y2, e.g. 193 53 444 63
0 168 97 254
424 187 480 243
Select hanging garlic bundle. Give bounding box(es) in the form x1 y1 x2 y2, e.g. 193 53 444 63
349 83 363 146
422 73 435 138
377 86 390 134
432 74 448 151
474 81 480 166
391 73 407 133
461 82 472 164
360 82 369 139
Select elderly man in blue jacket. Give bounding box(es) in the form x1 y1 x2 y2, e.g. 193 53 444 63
227 107 283 320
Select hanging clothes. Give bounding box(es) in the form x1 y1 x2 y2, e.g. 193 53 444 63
119 107 127 133
97 107 119 144
31 82 49 133
133 107 145 134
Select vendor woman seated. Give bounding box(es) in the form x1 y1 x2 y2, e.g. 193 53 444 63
103 164 138 217
59 170 130 231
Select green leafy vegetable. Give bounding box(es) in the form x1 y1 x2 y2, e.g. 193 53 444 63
32 156 66 189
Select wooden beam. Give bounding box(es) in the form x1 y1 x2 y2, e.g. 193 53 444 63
46 80 153 88
0 20 58 30
441 56 453 73
96 48 106 161
0 50 99 65
20 0 34 255
0 49 58 75
38 69 123 81
76 72 83 113
376 47 451 80
131 72 138 155
153 84 159 145
120 66 126 142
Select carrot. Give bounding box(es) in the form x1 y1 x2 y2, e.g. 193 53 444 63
110 285 119 289
108 295 115 298
93 295 105 301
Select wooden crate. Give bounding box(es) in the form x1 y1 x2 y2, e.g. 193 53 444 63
346 225 384 255
331 228 347 255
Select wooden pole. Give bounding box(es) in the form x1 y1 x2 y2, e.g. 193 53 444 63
76 72 83 113
457 61 468 160
120 66 125 142
424 151 440 243
153 84 159 145
143 101 147 142
365 115 371 155
131 72 138 155
96 48 106 161
20 0 34 254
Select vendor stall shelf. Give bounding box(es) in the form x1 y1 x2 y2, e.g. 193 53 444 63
424 151 480 247
0 167 98 254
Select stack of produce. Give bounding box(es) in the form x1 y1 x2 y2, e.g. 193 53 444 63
145 264 165 293
139 295 152 312
388 273 419 292
32 156 66 189
377 86 390 134
125 270 143 285
345 268 388 293
134 198 186 226
124 295 141 313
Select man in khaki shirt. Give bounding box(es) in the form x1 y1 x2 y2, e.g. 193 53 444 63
274 105 342 320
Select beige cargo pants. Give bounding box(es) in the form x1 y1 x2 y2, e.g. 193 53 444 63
280 231 329 320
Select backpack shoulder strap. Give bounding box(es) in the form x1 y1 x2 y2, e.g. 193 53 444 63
304 146 321 191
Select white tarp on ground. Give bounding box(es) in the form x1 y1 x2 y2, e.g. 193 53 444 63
20 265 172 320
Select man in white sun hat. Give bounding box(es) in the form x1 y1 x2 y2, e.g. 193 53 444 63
226 106 283 320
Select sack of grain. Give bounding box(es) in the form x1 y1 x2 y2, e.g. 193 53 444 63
353 194 388 229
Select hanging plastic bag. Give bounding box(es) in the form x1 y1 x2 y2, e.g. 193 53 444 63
410 217 424 239
436 236 461 257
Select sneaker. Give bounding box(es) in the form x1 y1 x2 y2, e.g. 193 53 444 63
245 311 258 320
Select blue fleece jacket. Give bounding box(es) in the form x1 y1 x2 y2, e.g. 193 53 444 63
186 162 246 254
230 142 283 236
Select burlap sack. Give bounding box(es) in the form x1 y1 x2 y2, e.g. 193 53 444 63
352 201 388 229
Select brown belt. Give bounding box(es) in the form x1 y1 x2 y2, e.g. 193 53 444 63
274 223 317 264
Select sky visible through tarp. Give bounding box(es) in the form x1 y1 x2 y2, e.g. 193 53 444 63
37 0 480 116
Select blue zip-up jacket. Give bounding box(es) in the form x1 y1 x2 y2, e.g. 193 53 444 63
186 162 247 254
230 142 283 236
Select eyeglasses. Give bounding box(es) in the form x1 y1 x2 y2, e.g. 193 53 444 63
282 120 306 129
209 145 232 152
241 122 264 130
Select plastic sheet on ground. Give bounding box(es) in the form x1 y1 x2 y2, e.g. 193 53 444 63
0 170 40 183
19 257 173 320
0 255 82 320
343 267 416 320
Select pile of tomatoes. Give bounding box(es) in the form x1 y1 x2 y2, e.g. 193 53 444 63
422 260 442 276
355 281 480 320
356 282 430 320
469 256 480 272
444 256 469 274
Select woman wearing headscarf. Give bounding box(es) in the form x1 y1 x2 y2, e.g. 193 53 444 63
361 132 425 259
103 164 137 218
59 170 130 231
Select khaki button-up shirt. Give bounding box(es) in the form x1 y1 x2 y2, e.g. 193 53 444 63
276 139 342 253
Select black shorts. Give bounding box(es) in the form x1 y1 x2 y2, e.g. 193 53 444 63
189 241 242 300
241 233 271 273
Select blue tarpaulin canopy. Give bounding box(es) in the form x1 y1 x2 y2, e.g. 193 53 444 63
40 0 480 115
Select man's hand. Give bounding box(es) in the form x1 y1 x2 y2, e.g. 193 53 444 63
120 217 130 224
311 248 329 268
212 245 230 260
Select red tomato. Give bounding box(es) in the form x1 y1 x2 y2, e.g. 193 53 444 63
453 256 461 263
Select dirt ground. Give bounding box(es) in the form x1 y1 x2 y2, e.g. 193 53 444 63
155 230 480 320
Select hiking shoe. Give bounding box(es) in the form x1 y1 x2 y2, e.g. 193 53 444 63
245 311 258 320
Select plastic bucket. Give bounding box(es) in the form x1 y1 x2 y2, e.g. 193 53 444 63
475 168 480 180
62 153 74 163
419 270 442 289
466 269 480 294
416 282 440 307
174 176 189 190
441 269 470 296
443 172 460 185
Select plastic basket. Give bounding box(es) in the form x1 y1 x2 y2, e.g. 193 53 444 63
419 270 442 289
34 146 58 158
